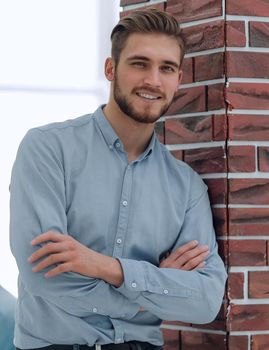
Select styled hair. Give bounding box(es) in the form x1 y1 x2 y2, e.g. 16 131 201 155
110 8 185 67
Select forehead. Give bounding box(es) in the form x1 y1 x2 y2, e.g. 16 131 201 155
120 33 181 64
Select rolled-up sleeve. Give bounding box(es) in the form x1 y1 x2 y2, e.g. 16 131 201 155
9 129 139 319
116 177 227 323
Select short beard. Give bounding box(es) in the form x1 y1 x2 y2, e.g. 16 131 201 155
113 73 173 124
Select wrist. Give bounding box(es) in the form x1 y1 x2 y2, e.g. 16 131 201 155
98 255 124 287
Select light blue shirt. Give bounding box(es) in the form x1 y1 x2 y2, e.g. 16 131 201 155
0 285 16 350
10 105 227 349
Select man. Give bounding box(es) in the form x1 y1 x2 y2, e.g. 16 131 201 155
0 285 16 350
10 9 227 350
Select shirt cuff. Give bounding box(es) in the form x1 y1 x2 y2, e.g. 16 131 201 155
115 258 147 300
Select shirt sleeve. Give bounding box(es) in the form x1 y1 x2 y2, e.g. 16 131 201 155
116 171 227 323
9 128 140 320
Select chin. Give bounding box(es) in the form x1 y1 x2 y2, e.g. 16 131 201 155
128 112 162 124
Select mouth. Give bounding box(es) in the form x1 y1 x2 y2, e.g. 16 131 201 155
136 92 162 101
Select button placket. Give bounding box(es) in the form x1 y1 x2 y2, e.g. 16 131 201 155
112 164 133 257
110 318 124 345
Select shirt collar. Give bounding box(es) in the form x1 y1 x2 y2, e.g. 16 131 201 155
93 105 119 149
93 104 156 161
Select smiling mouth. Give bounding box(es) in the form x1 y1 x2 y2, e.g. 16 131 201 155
136 92 162 100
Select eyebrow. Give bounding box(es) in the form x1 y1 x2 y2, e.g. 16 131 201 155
126 55 180 70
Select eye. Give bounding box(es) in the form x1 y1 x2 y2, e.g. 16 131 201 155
161 66 175 73
131 61 146 68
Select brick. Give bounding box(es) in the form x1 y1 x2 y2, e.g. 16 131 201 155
184 147 226 174
165 115 226 144
229 179 269 205
228 304 269 331
170 150 184 161
194 53 224 81
229 208 269 236
226 21 246 47
258 147 269 172
193 318 226 331
213 114 227 141
208 83 226 110
218 239 228 265
165 87 206 116
162 328 180 350
227 0 269 16
249 271 269 299
212 208 227 236
204 178 227 205
165 116 212 144
226 83 269 110
120 0 149 6
228 335 248 350
154 122 164 144
166 0 222 23
250 22 269 48
181 331 226 350
183 20 225 53
228 146 256 173
228 240 266 266
229 115 269 141
228 272 244 299
252 335 269 350
181 58 193 84
227 52 269 79
120 2 165 18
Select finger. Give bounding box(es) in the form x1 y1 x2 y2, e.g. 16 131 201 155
195 262 206 269
44 263 72 278
32 252 69 272
170 249 209 270
162 240 199 266
181 251 209 271
28 242 67 263
31 231 67 246
175 245 209 266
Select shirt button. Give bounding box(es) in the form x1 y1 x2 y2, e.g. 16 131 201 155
163 289 169 294
92 307 98 312
116 142 121 148
116 238 122 244
109 145 113 150
131 282 137 288
122 200 128 206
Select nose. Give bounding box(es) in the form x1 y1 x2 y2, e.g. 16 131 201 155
143 67 161 88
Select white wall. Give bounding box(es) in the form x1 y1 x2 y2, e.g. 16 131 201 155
0 0 120 296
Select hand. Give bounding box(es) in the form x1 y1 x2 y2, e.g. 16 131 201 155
28 231 123 286
159 240 209 270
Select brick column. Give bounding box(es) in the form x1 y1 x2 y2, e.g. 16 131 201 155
120 1 269 349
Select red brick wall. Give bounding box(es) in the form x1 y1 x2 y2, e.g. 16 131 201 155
120 1 269 349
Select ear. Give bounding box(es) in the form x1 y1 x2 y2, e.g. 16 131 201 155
104 57 115 81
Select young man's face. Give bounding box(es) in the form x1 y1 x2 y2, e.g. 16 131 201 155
107 33 183 124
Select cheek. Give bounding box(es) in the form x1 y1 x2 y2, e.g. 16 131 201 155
166 83 179 96
163 77 180 94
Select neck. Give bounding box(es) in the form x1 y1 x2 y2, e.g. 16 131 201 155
103 100 155 162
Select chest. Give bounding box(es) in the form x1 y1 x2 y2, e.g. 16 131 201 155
64 153 186 265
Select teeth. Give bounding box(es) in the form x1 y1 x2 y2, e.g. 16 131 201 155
137 93 159 100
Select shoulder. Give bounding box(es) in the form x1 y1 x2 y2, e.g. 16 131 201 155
16 113 94 169
30 113 93 135
20 113 93 149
